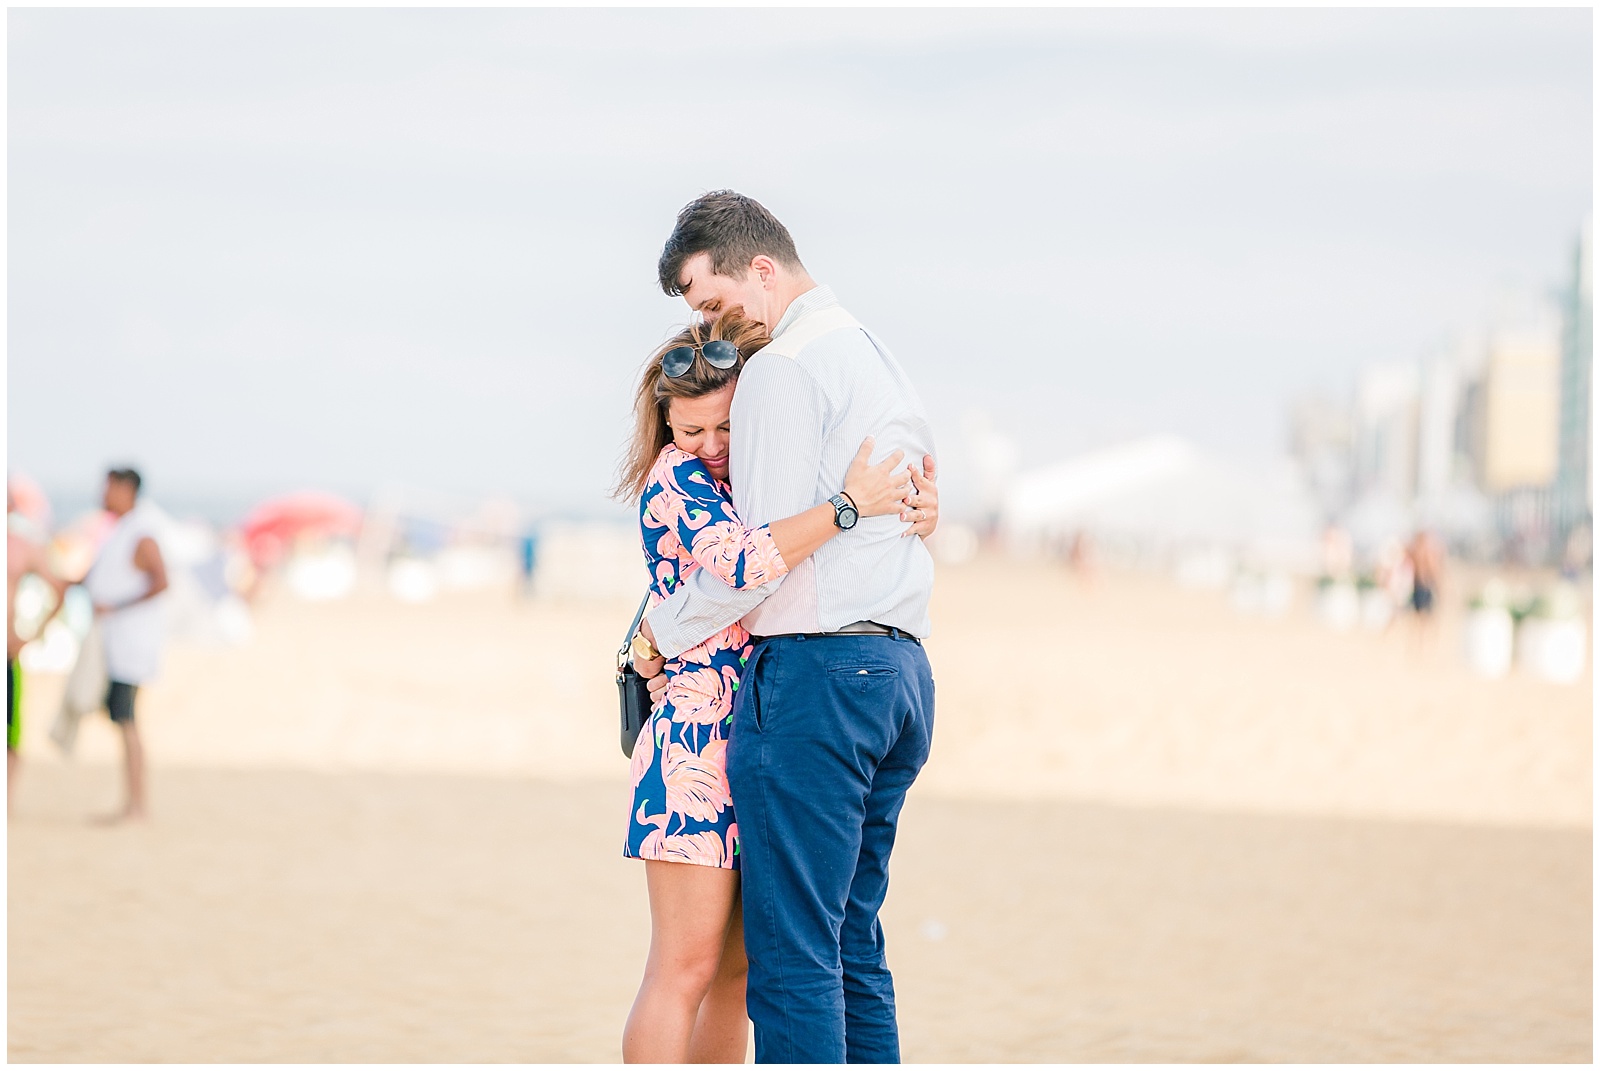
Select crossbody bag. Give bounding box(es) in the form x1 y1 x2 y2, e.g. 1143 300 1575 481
615 590 654 758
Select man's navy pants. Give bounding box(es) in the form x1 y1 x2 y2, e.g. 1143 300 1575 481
728 630 935 1064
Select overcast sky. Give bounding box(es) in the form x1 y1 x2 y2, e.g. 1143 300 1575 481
7 8 1591 521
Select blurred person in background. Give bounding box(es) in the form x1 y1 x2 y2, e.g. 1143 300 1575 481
8 487 69 814
615 311 925 1063
1376 537 1414 635
637 191 939 1064
1559 522 1591 581
517 530 539 600
1068 530 1100 590
1406 529 1445 653
82 469 168 823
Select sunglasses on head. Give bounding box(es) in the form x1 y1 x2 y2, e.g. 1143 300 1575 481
661 339 740 379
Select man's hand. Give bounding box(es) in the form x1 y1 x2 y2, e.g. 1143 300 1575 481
647 673 669 703
900 454 939 538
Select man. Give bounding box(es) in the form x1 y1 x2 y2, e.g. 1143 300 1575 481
81 468 168 822
7 488 69 814
640 191 938 1063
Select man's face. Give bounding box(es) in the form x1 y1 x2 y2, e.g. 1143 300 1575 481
102 479 135 515
677 252 770 327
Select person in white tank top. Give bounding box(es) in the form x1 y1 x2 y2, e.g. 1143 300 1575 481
81 469 168 822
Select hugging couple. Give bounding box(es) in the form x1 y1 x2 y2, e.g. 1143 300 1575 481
614 191 939 1064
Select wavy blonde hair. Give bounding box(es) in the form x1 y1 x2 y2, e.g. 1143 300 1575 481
613 311 772 501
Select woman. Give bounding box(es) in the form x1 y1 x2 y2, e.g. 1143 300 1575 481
614 311 926 1063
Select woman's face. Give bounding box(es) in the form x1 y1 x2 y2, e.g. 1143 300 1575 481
667 385 735 482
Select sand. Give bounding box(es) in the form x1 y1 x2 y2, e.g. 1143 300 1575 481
9 767 1590 1062
15 557 1589 827
7 558 1593 1061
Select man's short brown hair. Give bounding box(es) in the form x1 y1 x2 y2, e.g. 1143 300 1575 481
657 190 805 297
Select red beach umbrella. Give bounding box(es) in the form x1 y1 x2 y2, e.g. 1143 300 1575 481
236 491 364 570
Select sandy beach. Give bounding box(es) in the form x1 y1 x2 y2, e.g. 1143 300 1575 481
7 558 1592 1061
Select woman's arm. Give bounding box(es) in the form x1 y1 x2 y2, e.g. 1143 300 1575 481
666 438 912 592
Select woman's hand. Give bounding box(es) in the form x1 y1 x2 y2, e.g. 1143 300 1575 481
900 454 939 537
842 437 912 518
633 619 665 679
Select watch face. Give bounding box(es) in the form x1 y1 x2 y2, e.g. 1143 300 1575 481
840 507 859 529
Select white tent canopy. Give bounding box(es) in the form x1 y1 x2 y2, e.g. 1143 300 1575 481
1000 436 1324 570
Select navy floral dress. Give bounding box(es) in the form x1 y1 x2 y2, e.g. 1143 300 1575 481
624 445 790 870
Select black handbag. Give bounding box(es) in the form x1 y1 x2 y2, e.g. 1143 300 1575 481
616 591 654 758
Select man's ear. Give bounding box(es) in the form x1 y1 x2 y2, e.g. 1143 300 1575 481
749 254 779 288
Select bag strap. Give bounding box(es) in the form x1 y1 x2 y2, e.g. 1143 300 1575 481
756 305 861 361
617 589 653 670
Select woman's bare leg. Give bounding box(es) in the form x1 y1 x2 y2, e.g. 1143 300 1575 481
687 893 749 1063
622 859 739 1063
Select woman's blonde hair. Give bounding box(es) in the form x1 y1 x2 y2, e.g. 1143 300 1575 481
613 311 772 501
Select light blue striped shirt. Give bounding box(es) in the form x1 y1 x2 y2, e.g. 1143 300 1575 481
646 285 937 658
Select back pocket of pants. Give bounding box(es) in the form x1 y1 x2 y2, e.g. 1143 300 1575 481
827 663 899 691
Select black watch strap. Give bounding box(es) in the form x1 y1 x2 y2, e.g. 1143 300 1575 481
829 492 859 530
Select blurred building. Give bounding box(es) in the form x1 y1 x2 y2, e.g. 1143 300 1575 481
1416 349 1464 499
1287 394 1353 517
1466 297 1563 559
1474 322 1561 492
1555 218 1593 544
1286 230 1585 566
1352 363 1420 501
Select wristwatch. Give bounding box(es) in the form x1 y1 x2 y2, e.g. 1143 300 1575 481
630 632 660 662
830 492 860 531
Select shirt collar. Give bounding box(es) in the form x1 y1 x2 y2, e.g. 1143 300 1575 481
769 284 837 340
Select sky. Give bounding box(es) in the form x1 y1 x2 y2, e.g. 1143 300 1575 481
7 8 1592 522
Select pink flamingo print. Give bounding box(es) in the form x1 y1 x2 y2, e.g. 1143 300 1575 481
666 667 732 726
662 739 732 822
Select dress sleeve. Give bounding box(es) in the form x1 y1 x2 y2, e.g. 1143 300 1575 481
657 455 790 591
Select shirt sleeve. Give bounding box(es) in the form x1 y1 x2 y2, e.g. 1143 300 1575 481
646 566 773 659
659 460 789 590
